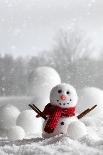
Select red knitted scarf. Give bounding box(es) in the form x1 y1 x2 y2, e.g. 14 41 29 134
42 103 76 134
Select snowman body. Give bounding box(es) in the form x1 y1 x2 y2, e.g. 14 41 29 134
42 116 77 138
42 83 78 138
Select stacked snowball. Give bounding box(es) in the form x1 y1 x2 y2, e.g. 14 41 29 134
16 110 42 135
0 104 24 140
0 104 43 141
30 66 61 111
0 104 20 130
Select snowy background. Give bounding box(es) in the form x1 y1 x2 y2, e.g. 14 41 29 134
0 0 103 155
0 0 103 96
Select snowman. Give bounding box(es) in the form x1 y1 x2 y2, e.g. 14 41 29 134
29 83 97 139
37 83 80 138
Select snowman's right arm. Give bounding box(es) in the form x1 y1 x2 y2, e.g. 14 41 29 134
36 103 51 118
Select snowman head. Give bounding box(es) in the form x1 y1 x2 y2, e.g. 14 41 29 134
50 83 78 108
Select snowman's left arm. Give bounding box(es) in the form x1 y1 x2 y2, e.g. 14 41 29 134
77 105 97 119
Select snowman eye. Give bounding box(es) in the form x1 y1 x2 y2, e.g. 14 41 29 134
66 91 70 94
58 90 62 93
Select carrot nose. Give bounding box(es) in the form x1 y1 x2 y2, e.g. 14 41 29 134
60 95 66 100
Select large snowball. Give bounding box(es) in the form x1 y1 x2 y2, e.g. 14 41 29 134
77 87 103 117
0 104 20 130
67 121 87 140
7 126 25 141
31 66 61 110
16 110 42 135
33 66 61 89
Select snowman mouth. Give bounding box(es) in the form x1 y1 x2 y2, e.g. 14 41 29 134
57 99 72 106
59 102 69 106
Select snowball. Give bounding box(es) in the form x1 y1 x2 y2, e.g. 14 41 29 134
67 121 87 140
7 126 25 141
0 104 20 130
30 66 61 110
16 110 42 135
33 66 61 89
77 87 103 117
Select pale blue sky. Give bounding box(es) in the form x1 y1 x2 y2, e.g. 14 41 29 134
0 0 103 57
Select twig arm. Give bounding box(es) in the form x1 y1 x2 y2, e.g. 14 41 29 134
77 104 97 119
28 104 47 120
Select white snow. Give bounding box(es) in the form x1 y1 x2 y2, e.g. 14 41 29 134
0 104 20 130
77 87 103 117
7 126 25 141
67 120 87 140
0 96 103 154
16 110 43 135
31 66 61 110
